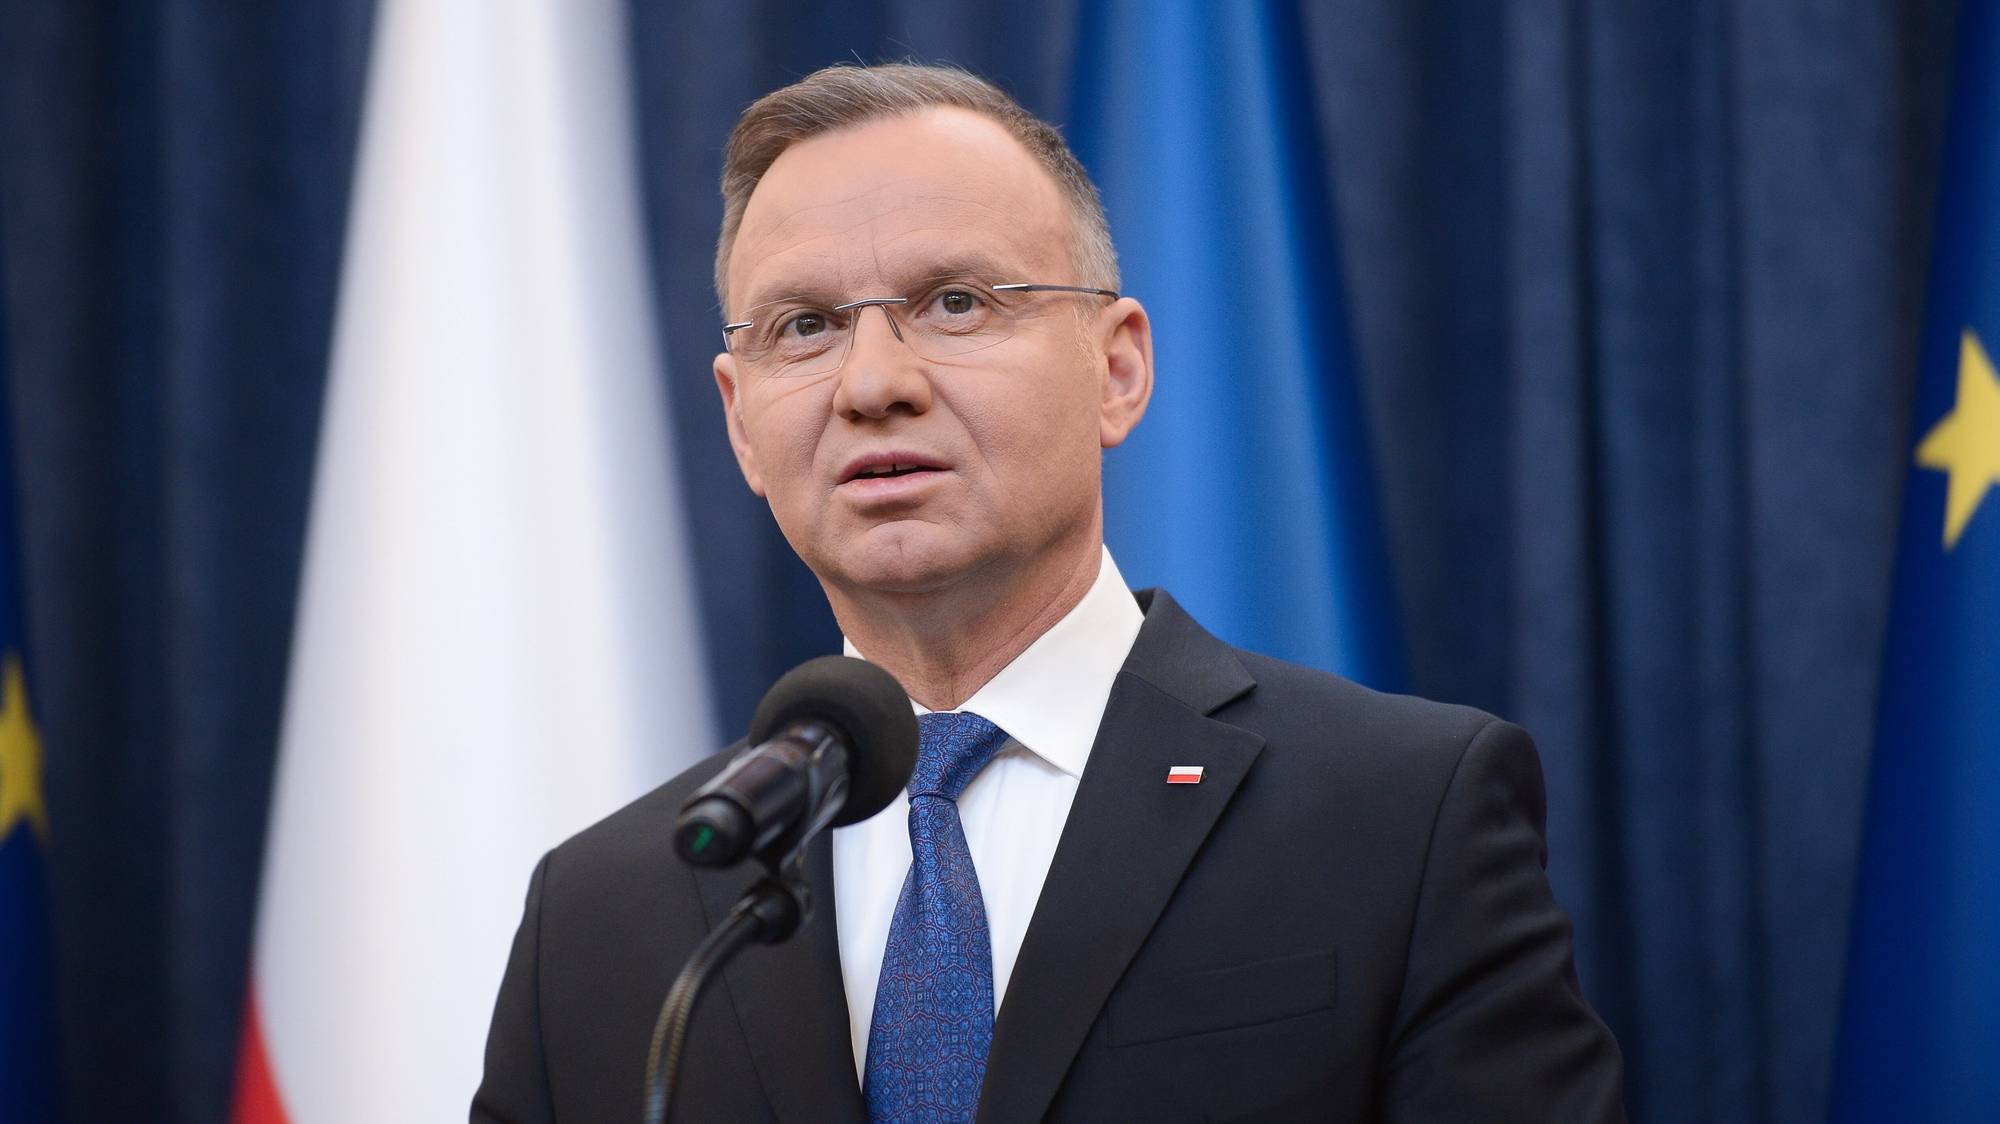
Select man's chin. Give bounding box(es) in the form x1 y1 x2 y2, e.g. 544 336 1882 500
830 555 969 597
818 532 986 597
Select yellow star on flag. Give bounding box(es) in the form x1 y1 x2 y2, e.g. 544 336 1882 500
1915 329 2000 550
0 651 49 845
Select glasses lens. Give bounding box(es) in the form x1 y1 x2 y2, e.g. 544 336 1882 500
733 302 850 379
900 280 1016 362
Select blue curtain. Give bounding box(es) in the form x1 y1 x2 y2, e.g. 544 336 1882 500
0 1 1960 1121
0 3 374 1120
1071 2 1401 686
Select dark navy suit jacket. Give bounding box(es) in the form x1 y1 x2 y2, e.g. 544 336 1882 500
473 590 1625 1122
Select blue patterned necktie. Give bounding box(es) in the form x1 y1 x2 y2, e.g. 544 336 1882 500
863 710 1011 1123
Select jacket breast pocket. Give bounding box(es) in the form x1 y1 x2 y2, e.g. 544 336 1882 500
1106 950 1338 1048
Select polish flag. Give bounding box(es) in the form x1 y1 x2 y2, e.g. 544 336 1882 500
230 1 713 1120
1167 766 1205 784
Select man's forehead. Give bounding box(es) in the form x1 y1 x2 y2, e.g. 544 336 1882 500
736 196 1038 300
729 108 1070 305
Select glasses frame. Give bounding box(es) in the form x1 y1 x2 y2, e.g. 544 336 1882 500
718 282 1121 373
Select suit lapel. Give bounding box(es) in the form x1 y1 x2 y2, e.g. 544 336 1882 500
978 591 1263 1124
697 834 867 1123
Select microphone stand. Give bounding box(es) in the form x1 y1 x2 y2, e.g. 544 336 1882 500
641 778 849 1124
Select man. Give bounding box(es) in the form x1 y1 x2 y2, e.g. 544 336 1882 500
474 63 1623 1122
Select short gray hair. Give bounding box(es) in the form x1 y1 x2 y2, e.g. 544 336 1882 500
714 62 1119 311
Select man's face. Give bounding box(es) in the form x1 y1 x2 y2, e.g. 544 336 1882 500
714 107 1150 599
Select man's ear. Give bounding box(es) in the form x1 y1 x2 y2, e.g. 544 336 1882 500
713 352 767 497
1096 297 1154 448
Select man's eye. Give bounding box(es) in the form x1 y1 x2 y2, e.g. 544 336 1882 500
938 289 982 315
782 312 827 338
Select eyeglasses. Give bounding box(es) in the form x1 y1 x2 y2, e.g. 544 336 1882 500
720 277 1119 379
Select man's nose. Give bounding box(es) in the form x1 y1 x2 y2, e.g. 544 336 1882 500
833 304 933 420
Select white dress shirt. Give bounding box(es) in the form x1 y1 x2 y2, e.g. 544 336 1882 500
833 546 1145 1079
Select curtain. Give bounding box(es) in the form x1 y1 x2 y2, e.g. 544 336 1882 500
0 3 373 1120
1307 3 1956 1119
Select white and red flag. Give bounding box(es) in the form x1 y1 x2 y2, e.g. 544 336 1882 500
231 1 713 1120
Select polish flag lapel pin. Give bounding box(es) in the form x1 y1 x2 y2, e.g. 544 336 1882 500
1166 765 1204 785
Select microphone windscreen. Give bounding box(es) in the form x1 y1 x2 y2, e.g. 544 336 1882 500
748 655 918 826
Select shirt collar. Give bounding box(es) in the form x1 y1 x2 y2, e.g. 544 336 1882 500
841 546 1144 779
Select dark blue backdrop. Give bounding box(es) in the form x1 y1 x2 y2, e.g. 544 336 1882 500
0 2 1960 1121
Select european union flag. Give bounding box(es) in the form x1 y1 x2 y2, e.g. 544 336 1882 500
1069 1 1401 686
1832 3 2000 1119
0 261 57 1121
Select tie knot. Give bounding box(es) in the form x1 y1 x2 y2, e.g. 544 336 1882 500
911 711 1008 801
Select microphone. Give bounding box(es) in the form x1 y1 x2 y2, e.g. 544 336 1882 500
674 655 917 869
646 658 916 1122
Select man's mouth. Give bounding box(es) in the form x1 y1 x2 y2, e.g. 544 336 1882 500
851 463 935 480
839 454 947 485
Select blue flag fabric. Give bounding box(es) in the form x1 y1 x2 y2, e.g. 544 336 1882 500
1068 1 1401 687
0 266 58 1122
1832 4 2000 1119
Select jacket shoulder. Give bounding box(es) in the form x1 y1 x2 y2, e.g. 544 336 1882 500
1126 588 1511 780
1226 648 1514 771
